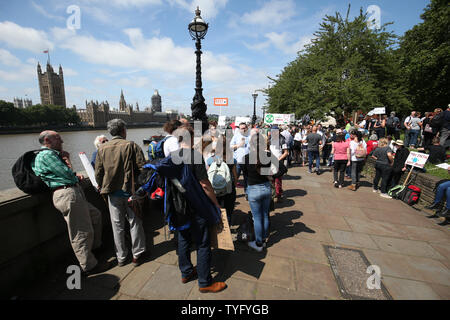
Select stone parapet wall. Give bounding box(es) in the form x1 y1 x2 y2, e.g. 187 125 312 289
0 176 111 298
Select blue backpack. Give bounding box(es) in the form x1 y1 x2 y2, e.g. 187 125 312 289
148 136 170 160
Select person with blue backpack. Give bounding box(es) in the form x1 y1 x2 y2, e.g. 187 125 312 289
148 120 182 161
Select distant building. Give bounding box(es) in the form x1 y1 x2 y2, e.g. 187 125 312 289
13 97 32 109
151 90 162 112
77 90 178 128
37 62 66 107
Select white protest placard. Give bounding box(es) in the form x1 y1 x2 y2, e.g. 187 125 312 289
405 152 429 169
218 115 226 127
235 116 251 124
368 107 385 116
78 152 98 189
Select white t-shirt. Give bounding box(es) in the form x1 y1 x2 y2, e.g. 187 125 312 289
294 132 303 141
163 135 180 157
270 139 288 159
349 140 367 162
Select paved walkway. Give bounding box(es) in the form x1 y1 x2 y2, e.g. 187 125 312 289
18 165 450 300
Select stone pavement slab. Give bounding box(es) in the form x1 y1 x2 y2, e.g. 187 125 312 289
382 276 442 300
329 230 379 250
294 260 342 299
363 249 450 286
370 235 446 260
137 264 195 300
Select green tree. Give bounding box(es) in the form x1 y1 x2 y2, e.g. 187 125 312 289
0 100 22 126
264 5 411 121
398 0 450 112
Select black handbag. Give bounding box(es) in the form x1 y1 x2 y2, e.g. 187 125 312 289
272 161 288 178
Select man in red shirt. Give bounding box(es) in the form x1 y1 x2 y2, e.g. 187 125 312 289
366 133 379 156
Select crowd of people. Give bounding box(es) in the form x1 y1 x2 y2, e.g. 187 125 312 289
28 105 449 295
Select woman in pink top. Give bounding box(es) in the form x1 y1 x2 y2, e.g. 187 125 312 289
331 133 350 188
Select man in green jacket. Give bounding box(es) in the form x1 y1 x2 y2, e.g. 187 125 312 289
32 130 108 276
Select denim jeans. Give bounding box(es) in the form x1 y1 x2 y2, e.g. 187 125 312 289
307 150 320 172
351 160 364 185
247 182 271 245
177 214 212 288
373 163 393 194
407 129 420 147
433 181 450 209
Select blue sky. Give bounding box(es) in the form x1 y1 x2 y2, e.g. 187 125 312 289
0 0 430 117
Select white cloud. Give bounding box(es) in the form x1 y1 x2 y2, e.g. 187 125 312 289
0 64 35 82
246 33 313 55
0 49 21 67
167 0 228 19
80 0 162 7
118 76 151 88
242 0 297 26
50 26 239 82
0 21 54 53
31 1 65 21
63 68 78 76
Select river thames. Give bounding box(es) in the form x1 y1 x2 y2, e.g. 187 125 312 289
0 127 164 191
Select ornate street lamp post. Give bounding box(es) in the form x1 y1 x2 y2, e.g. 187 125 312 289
188 7 209 132
252 92 258 125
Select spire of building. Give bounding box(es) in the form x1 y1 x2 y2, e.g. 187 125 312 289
119 89 127 112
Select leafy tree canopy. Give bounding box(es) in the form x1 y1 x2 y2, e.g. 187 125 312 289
264 5 413 121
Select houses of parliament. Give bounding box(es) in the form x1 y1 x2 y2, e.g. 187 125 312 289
37 61 178 128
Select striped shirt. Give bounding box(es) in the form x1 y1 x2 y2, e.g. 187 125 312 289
31 147 78 189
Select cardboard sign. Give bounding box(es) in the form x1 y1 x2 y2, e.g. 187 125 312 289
405 152 429 169
214 98 228 106
78 152 98 189
210 209 234 251
264 113 295 124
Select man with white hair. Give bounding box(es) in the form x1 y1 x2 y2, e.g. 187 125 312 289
91 135 108 168
95 119 147 267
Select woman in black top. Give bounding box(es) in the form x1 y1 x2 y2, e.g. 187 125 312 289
242 132 277 252
388 140 410 189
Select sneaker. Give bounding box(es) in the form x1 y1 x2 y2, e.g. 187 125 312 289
247 241 263 252
117 259 129 267
380 193 392 199
338 185 343 189
181 267 198 284
199 282 227 293
334 182 339 188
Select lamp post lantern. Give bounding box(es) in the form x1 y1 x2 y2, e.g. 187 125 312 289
188 7 209 131
252 92 258 125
